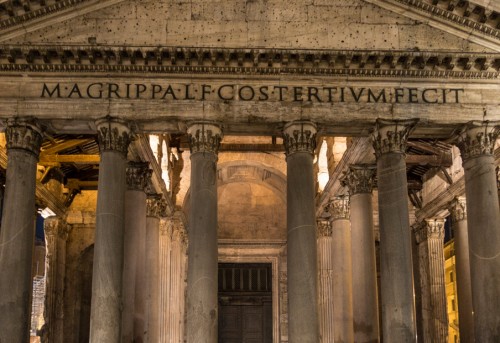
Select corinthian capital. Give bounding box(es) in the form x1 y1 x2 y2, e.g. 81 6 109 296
6 118 43 158
317 219 332 237
126 162 151 191
187 122 223 155
282 121 317 156
95 118 133 157
449 196 467 223
371 119 418 158
327 196 350 220
415 219 445 243
455 121 499 162
146 195 168 218
341 164 376 195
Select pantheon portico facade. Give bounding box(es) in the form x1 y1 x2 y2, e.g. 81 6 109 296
0 1 500 343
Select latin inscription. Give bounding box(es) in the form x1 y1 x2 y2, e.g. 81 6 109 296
41 83 464 104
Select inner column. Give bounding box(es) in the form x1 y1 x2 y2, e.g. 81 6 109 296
448 197 474 343
90 118 132 343
185 122 222 343
282 121 319 343
341 164 379 342
372 118 417 343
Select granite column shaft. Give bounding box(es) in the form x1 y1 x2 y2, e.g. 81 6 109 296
342 165 379 343
456 122 500 341
372 119 417 342
283 121 319 343
122 162 151 342
0 119 43 343
89 118 132 343
186 122 222 343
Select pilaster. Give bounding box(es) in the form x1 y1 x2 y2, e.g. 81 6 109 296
316 217 334 343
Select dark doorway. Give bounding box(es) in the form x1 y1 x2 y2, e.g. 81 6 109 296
218 263 273 343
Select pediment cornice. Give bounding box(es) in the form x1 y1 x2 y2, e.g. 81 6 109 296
0 0 126 42
0 45 499 80
366 0 500 52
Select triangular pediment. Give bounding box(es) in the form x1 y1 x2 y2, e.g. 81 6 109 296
1 0 498 53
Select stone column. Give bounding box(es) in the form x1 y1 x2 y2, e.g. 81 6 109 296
122 162 151 342
186 122 222 343
456 121 500 342
159 218 173 343
170 218 187 343
0 118 43 343
341 164 380 342
145 196 165 343
316 218 334 343
90 118 132 343
415 219 448 343
371 118 417 342
43 218 71 343
329 196 354 343
283 121 319 343
448 197 474 343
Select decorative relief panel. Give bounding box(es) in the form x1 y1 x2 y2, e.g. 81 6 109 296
455 121 500 161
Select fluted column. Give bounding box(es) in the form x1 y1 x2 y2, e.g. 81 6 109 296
186 122 222 343
90 118 132 343
179 234 188 343
317 218 334 343
170 218 187 343
415 219 448 343
283 121 319 343
0 118 43 343
146 196 166 343
43 218 71 343
122 162 151 342
372 119 417 343
341 164 379 343
456 121 500 342
329 196 354 343
159 219 173 343
448 197 474 343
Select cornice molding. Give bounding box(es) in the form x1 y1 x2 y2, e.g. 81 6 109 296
366 0 500 52
0 0 127 42
0 45 498 79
